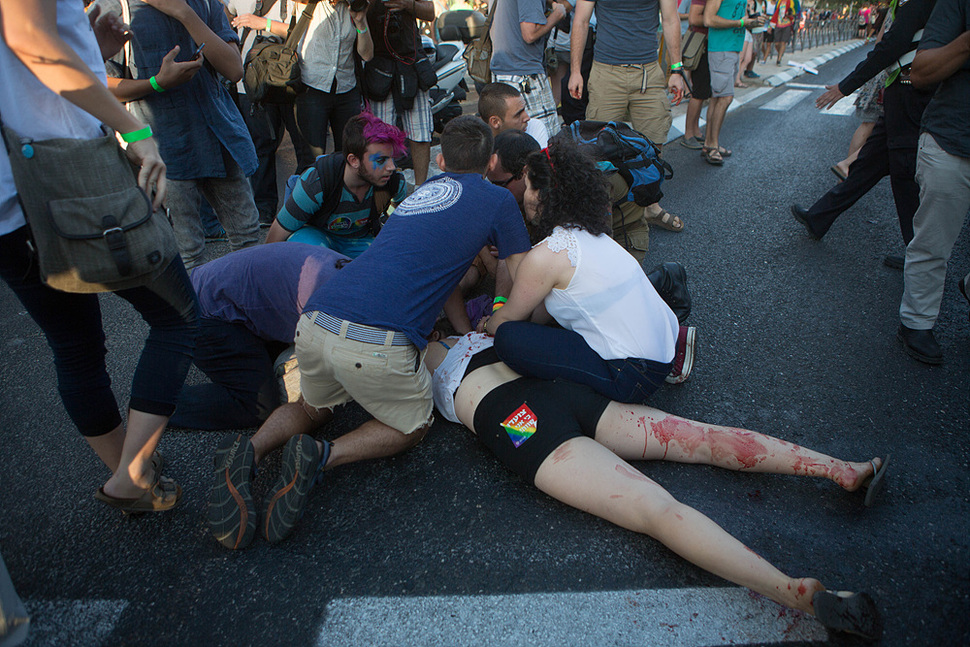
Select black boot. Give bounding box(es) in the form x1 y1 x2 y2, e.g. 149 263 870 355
647 262 692 324
897 324 943 365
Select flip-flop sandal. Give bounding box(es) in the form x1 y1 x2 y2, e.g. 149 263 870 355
830 164 848 182
701 147 724 166
645 208 684 233
94 474 182 514
812 590 882 640
718 146 732 158
862 455 890 507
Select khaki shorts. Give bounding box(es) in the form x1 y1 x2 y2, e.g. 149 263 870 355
587 59 672 145
295 313 434 434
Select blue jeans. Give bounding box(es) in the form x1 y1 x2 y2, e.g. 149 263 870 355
170 319 285 430
493 321 672 404
0 226 198 436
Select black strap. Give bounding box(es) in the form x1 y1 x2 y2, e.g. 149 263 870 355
102 215 133 276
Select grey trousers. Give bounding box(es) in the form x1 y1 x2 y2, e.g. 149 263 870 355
900 133 970 329
165 152 261 270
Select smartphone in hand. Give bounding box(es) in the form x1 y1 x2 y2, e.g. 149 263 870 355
192 42 205 60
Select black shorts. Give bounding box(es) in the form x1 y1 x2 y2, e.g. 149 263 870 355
472 377 612 483
691 50 712 101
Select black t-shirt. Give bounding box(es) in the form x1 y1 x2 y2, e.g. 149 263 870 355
919 0 970 158
366 2 419 61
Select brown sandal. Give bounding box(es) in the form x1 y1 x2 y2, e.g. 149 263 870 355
94 474 182 514
644 208 684 233
701 146 724 166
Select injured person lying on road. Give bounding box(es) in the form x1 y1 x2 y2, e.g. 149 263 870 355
424 331 890 641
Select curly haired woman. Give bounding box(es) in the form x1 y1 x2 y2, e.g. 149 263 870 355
482 137 696 403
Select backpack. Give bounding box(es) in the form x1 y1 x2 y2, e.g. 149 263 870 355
564 120 673 207
283 154 402 237
243 0 319 105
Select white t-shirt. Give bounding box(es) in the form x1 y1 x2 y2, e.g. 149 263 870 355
0 0 106 235
431 333 496 424
225 0 292 94
541 226 678 363
526 118 550 147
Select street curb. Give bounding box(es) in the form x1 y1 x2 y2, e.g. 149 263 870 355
666 39 866 144
762 39 866 87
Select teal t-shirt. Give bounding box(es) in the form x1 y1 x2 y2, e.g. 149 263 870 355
707 0 747 52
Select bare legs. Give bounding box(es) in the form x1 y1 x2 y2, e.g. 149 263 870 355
595 403 878 489
531 402 880 614
684 97 705 141
249 396 426 471
411 140 431 185
704 96 733 162
96 410 169 499
835 121 876 178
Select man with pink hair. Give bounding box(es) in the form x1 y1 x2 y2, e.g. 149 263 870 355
265 113 408 258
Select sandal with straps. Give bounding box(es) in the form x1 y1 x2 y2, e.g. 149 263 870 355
644 208 684 233
701 146 724 166
95 473 182 514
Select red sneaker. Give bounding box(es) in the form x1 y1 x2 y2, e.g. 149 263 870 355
666 326 697 384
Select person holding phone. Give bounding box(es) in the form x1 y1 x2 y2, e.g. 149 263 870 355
97 0 262 271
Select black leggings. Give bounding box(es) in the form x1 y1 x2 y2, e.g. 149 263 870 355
472 377 612 483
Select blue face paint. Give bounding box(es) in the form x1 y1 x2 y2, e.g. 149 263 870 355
369 153 390 169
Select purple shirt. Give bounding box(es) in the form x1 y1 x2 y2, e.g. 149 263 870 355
192 243 348 343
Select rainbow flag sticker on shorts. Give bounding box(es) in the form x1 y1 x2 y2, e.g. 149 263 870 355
501 403 538 448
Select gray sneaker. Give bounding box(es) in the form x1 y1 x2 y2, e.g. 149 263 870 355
262 435 329 543
680 135 704 150
208 434 257 550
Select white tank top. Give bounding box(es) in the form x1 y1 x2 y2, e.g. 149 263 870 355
541 227 678 363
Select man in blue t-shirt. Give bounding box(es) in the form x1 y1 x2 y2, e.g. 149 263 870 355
170 244 348 431
266 113 408 259
896 0 970 365
207 116 533 550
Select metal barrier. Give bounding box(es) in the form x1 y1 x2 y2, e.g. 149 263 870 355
790 18 858 53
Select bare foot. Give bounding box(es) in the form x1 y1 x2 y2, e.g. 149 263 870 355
778 577 825 613
842 457 882 492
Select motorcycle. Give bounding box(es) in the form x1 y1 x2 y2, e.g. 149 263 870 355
424 9 486 133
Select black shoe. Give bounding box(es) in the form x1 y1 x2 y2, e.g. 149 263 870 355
208 434 257 550
790 204 822 240
647 262 692 324
959 275 970 306
883 254 904 270
896 324 943 365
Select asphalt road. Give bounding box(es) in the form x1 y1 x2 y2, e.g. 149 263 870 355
1 47 968 647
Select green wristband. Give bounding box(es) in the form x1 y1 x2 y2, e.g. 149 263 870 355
669 62 683 71
149 75 165 93
356 27 367 34
493 297 508 304
121 125 153 143
740 17 745 28
266 17 272 32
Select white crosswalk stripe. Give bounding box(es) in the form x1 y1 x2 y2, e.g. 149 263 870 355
315 587 829 646
21 599 128 647
760 90 813 112
820 93 860 117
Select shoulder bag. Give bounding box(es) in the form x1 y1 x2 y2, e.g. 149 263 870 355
463 0 498 85
244 0 320 104
1 122 178 294
681 29 707 71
